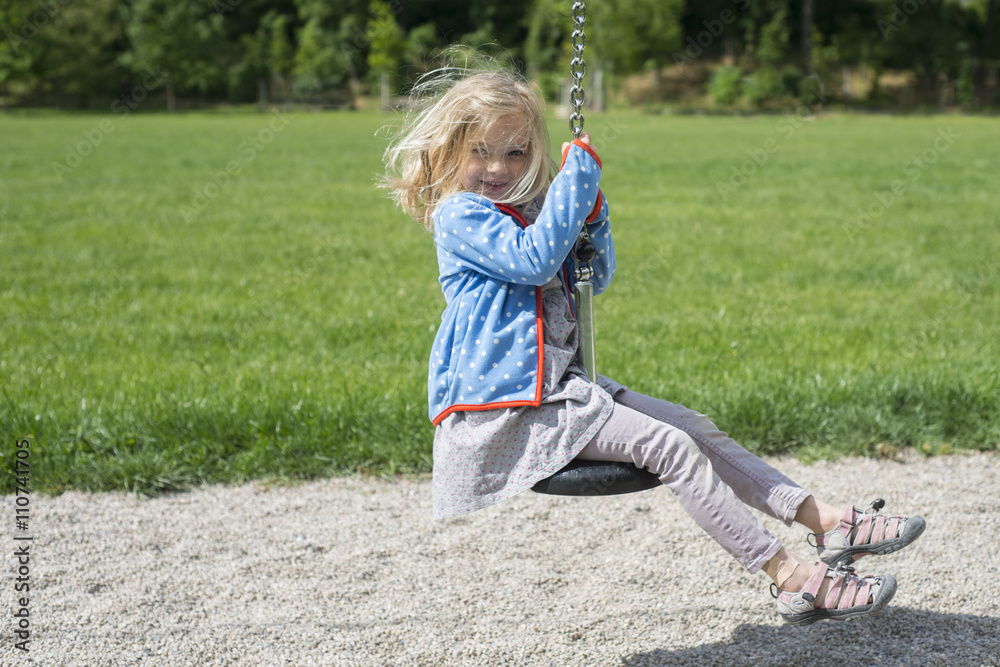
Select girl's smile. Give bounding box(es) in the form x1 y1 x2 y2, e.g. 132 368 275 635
461 114 530 202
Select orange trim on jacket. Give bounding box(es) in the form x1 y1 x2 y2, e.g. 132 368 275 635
430 203 549 426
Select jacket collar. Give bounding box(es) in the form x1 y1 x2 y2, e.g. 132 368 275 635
495 202 528 228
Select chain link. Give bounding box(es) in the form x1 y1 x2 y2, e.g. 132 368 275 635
569 2 587 138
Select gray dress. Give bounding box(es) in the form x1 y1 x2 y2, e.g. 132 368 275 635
432 275 625 519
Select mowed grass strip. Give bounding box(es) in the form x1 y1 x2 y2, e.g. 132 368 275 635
1 110 997 496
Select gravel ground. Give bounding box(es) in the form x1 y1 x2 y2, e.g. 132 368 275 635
2 450 999 667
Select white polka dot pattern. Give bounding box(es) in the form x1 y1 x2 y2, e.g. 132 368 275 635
432 277 625 520
427 144 615 426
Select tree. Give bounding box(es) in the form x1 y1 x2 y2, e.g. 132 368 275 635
0 0 42 109
986 0 999 58
239 11 296 109
403 0 534 55
294 17 338 96
592 0 683 83
525 0 570 77
981 0 998 87
35 0 123 107
1 0 124 109
873 0 980 102
813 0 887 101
801 0 815 73
743 8 789 105
121 0 226 111
292 0 367 102
403 22 442 84
365 0 405 109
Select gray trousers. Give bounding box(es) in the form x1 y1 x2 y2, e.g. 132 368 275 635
576 389 810 572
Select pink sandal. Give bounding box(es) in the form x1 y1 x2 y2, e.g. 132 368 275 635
809 498 926 565
772 562 896 626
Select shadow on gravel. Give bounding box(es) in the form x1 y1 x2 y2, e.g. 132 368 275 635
623 608 1000 667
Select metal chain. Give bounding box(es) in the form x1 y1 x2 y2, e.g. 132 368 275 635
568 1 593 285
569 2 587 139
567 1 596 383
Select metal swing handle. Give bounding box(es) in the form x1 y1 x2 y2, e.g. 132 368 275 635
568 1 597 383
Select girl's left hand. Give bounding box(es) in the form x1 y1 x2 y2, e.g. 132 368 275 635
561 132 592 154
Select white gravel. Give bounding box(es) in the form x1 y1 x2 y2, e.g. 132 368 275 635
3 450 999 666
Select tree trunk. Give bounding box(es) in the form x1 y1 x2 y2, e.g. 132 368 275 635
901 81 914 107
380 71 390 111
801 0 815 74
938 72 951 107
723 38 735 66
983 0 998 85
257 76 268 112
278 73 289 103
166 81 176 113
984 0 997 60
591 64 604 112
842 65 852 101
345 58 362 108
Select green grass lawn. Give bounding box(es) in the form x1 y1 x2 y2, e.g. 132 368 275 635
1 109 998 496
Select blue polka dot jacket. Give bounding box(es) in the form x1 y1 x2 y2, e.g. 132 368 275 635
428 140 615 425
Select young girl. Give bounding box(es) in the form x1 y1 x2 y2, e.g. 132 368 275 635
383 69 925 626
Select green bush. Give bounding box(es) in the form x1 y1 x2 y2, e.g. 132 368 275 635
537 71 562 103
744 66 782 106
956 58 977 109
708 65 743 106
780 65 801 97
799 74 825 107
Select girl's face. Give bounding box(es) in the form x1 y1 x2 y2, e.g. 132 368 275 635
461 114 530 202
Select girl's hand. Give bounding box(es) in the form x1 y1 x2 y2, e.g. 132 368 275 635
561 132 592 154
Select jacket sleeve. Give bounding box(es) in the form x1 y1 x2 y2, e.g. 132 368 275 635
434 143 604 287
559 139 614 295
584 195 615 296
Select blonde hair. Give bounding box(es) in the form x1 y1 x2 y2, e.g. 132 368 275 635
382 68 556 230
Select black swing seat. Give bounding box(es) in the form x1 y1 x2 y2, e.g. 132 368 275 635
531 460 662 496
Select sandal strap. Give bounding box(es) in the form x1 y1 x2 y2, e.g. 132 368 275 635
824 566 874 610
811 505 856 547
823 569 848 609
838 573 860 610
882 516 901 541
851 507 903 547
814 499 904 548
801 561 829 601
854 512 876 544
